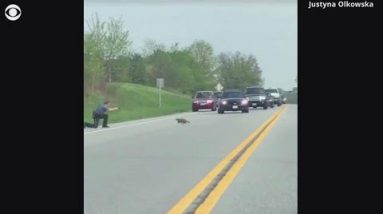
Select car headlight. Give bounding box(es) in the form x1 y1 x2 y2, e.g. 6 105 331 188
222 100 227 105
260 96 266 100
241 99 248 105
207 100 213 104
193 100 199 103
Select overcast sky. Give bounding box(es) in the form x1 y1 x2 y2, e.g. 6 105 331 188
84 0 297 90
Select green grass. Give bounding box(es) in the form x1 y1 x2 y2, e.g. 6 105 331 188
84 83 192 123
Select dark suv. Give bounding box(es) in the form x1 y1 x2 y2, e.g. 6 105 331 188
192 91 217 111
245 86 272 109
217 89 249 114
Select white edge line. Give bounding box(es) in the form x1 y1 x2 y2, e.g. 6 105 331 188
84 117 171 135
83 111 200 135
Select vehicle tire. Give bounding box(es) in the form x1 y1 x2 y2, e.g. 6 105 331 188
212 106 217 111
242 109 249 113
277 102 282 106
192 108 198 112
263 105 268 110
218 109 224 114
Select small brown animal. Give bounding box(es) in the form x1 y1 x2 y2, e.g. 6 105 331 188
176 118 190 124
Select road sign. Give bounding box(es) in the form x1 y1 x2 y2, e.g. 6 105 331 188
157 78 164 88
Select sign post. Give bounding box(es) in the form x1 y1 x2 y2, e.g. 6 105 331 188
156 78 164 108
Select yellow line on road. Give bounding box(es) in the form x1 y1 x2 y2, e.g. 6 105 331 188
195 106 287 213
167 106 288 214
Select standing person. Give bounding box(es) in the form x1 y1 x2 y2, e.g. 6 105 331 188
84 101 119 128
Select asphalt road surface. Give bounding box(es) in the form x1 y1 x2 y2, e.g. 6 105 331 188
84 104 297 214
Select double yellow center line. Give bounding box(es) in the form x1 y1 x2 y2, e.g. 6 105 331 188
167 105 288 214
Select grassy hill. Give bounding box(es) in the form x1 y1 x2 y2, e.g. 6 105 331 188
84 83 192 123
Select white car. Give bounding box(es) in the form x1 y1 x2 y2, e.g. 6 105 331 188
265 88 283 106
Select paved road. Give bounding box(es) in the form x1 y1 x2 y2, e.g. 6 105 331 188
84 104 297 214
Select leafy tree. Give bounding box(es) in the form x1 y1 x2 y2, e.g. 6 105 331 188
84 33 105 95
141 39 166 57
188 40 215 72
128 54 146 84
112 55 131 82
84 14 265 98
87 14 131 83
217 51 263 90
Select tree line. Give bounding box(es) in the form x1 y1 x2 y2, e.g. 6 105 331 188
84 14 264 96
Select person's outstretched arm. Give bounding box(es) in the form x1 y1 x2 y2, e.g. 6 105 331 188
108 107 119 111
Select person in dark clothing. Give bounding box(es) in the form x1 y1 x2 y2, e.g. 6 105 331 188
84 101 119 128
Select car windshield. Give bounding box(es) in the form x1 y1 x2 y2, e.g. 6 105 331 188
266 89 278 93
195 92 212 99
222 92 244 98
246 88 265 94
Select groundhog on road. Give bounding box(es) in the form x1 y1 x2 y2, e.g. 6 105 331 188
176 118 190 124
